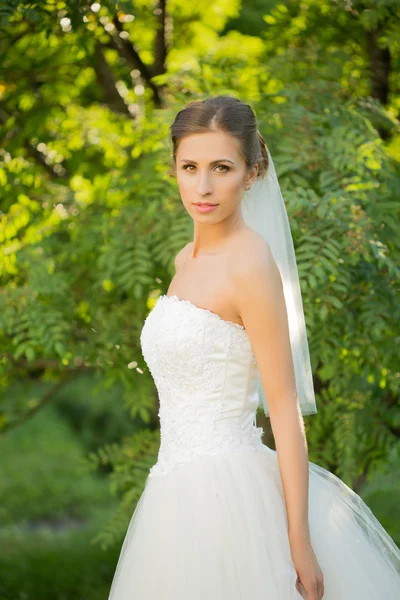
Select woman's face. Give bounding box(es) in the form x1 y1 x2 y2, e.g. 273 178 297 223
175 130 257 222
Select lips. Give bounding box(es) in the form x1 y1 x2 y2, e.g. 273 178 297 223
193 203 218 206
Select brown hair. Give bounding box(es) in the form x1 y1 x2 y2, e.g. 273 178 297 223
168 95 269 179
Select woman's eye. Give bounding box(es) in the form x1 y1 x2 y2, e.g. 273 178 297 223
182 165 230 172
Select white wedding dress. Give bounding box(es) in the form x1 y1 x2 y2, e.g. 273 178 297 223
107 293 400 599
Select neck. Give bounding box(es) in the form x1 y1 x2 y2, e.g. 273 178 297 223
190 208 246 258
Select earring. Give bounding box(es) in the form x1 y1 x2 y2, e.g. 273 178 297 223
245 185 251 191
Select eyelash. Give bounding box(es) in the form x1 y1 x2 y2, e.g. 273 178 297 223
182 165 230 173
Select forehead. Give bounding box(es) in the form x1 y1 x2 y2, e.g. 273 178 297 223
176 131 242 162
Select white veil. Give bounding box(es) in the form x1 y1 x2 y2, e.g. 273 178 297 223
241 147 317 417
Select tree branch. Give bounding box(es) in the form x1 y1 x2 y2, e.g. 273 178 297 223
152 0 168 77
365 27 391 106
93 41 135 117
108 16 163 107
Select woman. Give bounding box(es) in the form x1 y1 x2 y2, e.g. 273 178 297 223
107 96 400 599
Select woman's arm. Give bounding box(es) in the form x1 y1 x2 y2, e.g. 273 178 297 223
230 236 310 544
231 235 324 599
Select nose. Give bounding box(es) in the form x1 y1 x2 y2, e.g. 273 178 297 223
196 170 213 196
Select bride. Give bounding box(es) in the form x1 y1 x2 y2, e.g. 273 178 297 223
107 96 400 600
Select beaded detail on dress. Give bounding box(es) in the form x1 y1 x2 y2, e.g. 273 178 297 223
140 294 268 477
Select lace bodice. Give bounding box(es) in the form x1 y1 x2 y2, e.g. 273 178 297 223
140 294 268 477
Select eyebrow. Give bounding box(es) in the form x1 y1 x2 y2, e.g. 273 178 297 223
179 158 235 165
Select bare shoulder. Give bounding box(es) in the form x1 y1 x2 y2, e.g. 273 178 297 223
228 231 299 423
228 229 281 291
174 242 193 272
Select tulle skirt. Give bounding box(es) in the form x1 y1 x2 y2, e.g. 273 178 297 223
107 445 400 599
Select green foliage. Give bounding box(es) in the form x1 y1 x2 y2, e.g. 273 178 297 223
362 451 400 546
0 404 111 523
0 402 120 600
81 427 160 548
0 511 119 600
54 372 149 450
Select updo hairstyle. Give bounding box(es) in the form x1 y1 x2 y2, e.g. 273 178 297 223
168 95 269 180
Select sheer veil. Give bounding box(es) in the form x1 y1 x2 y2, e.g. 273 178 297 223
241 147 317 417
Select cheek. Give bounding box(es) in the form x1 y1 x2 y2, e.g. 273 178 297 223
176 175 190 190
177 181 192 199
226 175 246 194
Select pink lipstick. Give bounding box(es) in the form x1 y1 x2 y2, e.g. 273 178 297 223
193 203 218 213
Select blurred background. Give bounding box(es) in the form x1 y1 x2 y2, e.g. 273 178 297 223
0 1 399 598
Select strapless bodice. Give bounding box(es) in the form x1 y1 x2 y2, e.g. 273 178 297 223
140 294 268 477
